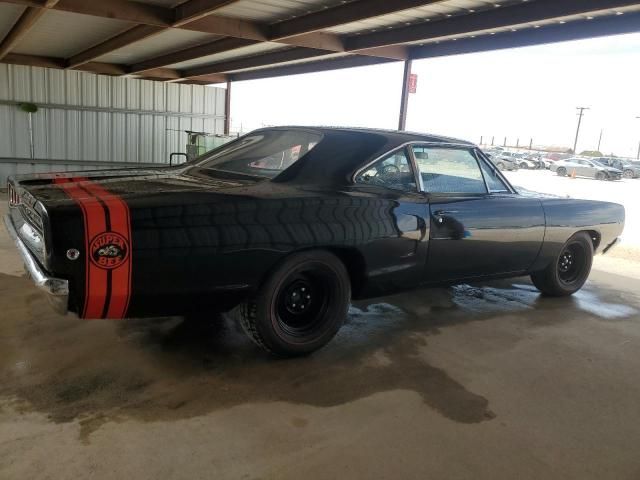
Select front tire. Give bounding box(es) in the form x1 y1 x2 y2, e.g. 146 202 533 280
235 250 351 356
531 232 593 296
595 171 607 181
623 169 634 179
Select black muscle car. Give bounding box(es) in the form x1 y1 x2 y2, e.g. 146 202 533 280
4 127 625 356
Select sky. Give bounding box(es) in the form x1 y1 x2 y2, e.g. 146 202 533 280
229 32 640 158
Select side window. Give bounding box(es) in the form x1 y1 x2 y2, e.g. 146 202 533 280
478 156 510 193
412 146 487 194
355 149 417 193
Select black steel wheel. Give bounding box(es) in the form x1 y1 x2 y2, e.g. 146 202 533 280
531 232 593 296
234 250 350 356
557 167 567 176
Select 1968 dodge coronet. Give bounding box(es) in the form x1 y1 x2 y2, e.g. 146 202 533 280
5 127 625 356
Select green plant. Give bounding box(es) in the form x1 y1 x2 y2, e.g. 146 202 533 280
19 103 38 113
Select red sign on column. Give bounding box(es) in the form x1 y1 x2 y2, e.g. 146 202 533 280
408 73 418 94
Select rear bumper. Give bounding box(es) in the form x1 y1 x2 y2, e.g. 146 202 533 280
3 213 68 314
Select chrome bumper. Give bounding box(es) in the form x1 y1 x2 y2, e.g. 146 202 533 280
3 213 68 314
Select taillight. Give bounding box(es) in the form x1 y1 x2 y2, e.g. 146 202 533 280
8 183 20 207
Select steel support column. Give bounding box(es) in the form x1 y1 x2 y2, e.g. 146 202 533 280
224 80 231 135
398 59 412 131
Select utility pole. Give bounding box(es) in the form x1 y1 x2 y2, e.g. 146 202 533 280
573 106 590 154
636 117 640 160
597 129 603 152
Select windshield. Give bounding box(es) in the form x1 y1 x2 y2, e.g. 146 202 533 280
193 129 323 179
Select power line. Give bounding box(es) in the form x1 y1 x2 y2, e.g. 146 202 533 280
573 106 590 154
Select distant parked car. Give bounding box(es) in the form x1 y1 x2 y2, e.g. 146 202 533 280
544 153 571 162
550 158 622 181
592 157 640 179
492 155 519 171
516 158 539 169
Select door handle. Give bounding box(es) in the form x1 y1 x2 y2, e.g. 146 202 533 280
432 210 458 224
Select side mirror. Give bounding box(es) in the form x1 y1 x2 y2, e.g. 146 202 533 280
169 152 188 166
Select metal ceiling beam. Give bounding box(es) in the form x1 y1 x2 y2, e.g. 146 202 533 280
173 0 241 26
184 47 330 77
128 37 258 74
1 52 129 74
346 0 640 50
64 1 242 69
409 11 640 60
269 0 442 40
2 52 65 68
0 1 58 60
67 25 164 68
53 0 173 26
229 55 394 82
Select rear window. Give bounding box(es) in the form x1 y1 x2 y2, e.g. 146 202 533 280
195 129 322 179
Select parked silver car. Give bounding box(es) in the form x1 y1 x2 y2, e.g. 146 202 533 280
550 158 622 181
592 157 640 179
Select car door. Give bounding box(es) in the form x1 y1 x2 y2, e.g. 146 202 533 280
577 160 595 177
352 147 429 292
411 145 546 282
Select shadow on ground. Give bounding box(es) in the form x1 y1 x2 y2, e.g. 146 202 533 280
0 272 637 442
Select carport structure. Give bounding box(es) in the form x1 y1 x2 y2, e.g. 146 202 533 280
1 0 640 132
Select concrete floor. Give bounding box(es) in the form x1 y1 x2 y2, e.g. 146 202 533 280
2 200 640 479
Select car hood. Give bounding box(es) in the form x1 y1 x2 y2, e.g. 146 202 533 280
9 166 265 208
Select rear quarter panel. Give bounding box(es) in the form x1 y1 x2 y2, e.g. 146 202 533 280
530 198 625 272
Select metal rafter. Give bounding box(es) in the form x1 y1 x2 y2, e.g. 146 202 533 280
346 0 640 50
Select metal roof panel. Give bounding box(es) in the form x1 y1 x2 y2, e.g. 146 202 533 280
96 29 222 64
0 3 25 41
11 10 131 58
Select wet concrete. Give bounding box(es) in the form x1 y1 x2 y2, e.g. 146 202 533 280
2 200 640 478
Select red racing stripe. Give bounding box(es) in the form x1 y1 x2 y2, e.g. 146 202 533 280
54 177 108 318
78 181 133 319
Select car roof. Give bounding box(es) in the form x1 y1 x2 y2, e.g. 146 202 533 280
261 126 474 147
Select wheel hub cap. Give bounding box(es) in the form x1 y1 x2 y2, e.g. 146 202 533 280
284 282 313 314
559 252 574 273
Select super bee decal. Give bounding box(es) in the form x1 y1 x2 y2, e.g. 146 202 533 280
90 231 129 269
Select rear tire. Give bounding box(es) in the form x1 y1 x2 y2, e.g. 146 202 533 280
520 162 529 169
623 169 634 179
496 162 505 170
531 232 593 296
234 250 351 356
557 167 567 177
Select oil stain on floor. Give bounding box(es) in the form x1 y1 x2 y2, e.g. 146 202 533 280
0 271 636 442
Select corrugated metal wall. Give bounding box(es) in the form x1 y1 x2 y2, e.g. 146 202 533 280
0 64 227 185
